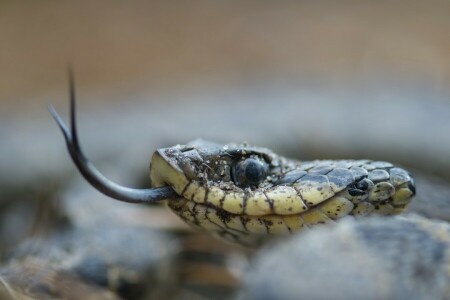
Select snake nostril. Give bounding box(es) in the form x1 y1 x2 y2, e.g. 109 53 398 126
356 178 373 191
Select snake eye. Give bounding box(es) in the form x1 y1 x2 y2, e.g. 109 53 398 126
232 157 269 187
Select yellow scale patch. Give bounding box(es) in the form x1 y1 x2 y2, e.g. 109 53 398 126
193 186 207 203
183 181 202 201
190 204 222 232
352 202 375 217
266 186 308 215
205 207 227 229
392 188 413 206
368 182 395 202
150 152 189 193
224 215 246 232
245 191 272 216
221 192 245 214
259 215 290 234
318 196 354 219
283 215 307 232
206 186 225 207
372 203 395 215
244 218 270 234
294 181 335 207
301 209 334 226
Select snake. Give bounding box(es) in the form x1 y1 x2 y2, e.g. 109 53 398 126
48 72 416 248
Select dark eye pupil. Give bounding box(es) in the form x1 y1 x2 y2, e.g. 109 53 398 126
245 161 264 184
232 157 268 187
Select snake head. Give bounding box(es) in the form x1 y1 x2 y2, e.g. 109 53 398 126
151 140 415 216
150 140 416 247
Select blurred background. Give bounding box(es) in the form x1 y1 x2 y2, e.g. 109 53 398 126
0 0 449 298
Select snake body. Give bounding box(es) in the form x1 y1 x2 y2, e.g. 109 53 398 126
150 139 416 247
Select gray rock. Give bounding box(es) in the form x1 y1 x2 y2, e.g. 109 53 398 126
240 215 450 300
